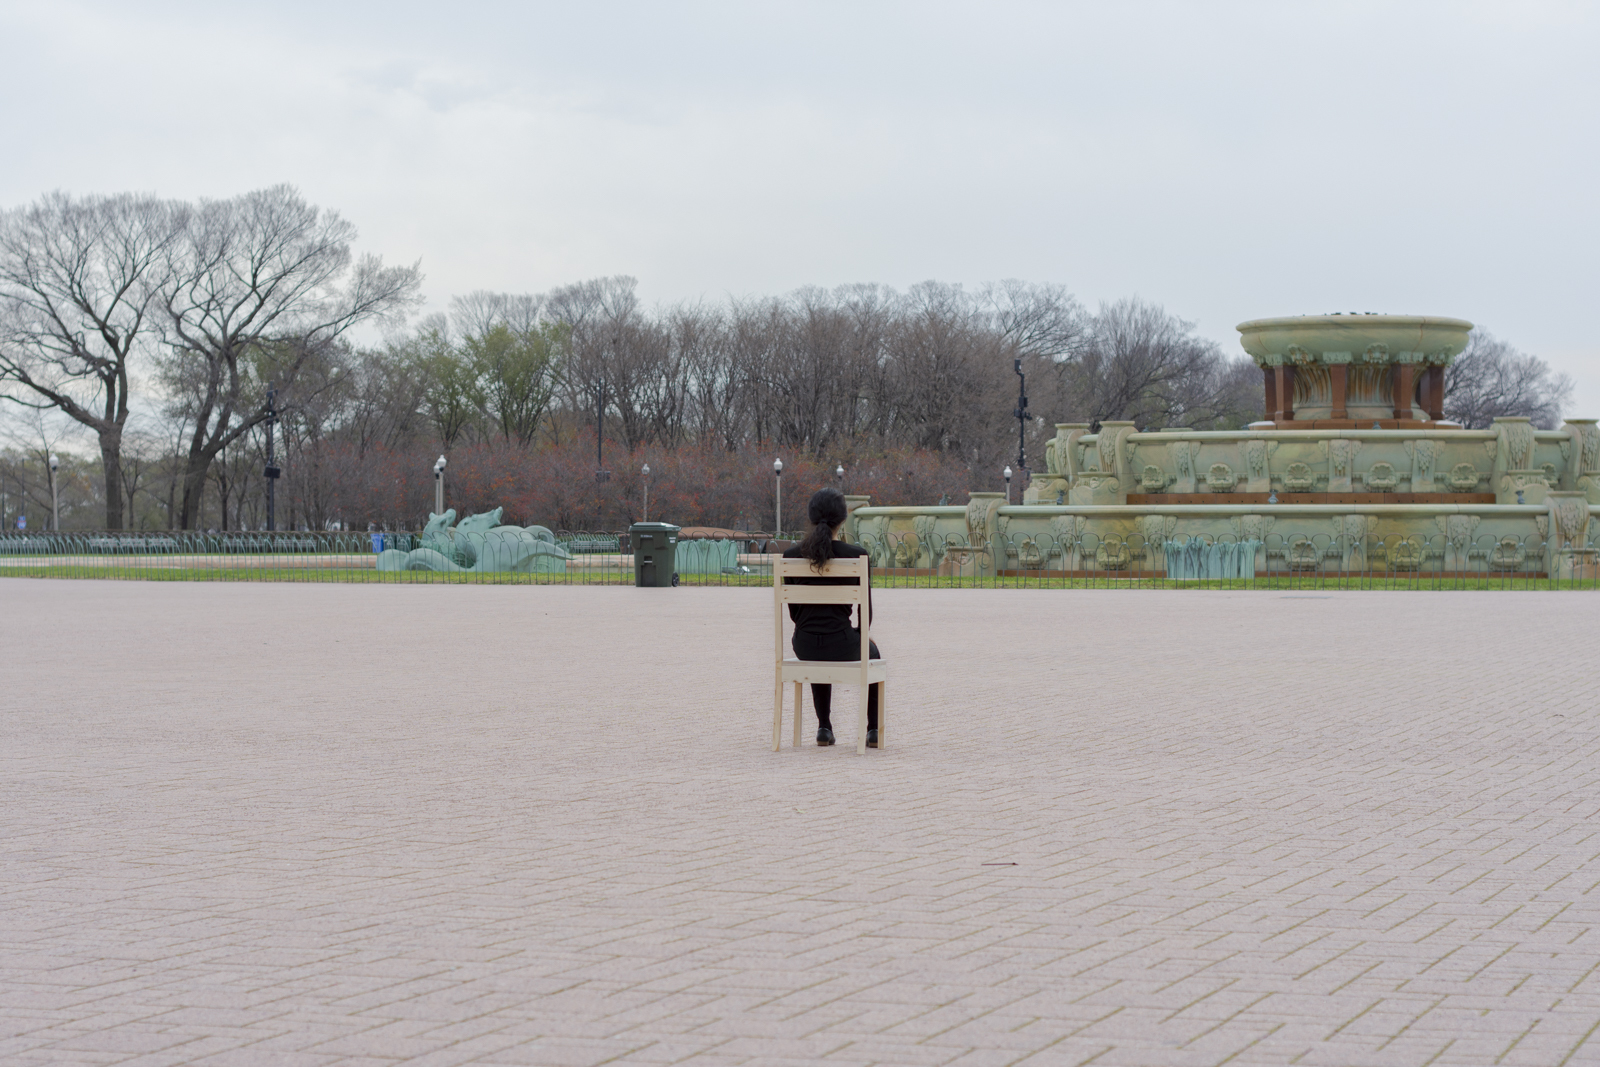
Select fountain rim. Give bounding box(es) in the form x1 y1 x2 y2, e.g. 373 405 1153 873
1236 313 1474 333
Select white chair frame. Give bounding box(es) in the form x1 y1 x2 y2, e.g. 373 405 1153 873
773 556 888 754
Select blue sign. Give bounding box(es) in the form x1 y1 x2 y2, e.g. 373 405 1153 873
15 515 24 530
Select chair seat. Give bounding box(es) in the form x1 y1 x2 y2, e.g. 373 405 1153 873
780 658 888 686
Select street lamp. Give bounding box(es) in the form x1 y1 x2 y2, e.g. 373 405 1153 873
772 457 783 538
835 463 844 493
1013 358 1029 477
1004 465 1012 505
48 453 59 532
433 455 447 516
263 383 280 531
642 463 651 522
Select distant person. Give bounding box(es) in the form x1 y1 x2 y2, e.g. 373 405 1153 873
783 487 884 747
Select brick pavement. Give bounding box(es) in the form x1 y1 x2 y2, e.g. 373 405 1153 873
3 581 1599 1066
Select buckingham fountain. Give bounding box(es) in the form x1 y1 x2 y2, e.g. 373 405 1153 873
849 314 1600 580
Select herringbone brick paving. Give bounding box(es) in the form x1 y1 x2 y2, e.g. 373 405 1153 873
3 582 1598 1066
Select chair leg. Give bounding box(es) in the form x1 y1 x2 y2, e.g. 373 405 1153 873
772 676 783 752
793 681 802 748
878 682 887 750
857 684 869 755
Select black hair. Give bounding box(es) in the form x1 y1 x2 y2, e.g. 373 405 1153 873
798 487 848 570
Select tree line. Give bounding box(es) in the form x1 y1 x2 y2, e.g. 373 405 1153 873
0 187 1576 532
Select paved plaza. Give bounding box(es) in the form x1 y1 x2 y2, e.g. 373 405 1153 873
4 581 1600 1066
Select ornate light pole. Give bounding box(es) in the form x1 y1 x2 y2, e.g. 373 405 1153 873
433 455 447 516
642 463 651 522
1004 465 1012 505
1013 358 1029 478
835 463 844 493
48 453 59 531
773 457 783 537
263 384 280 531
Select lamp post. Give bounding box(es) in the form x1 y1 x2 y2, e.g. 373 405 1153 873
1013 358 1030 481
263 383 280 531
1004 465 1012 505
433 455 447 516
48 453 59 532
835 463 844 493
642 463 650 522
772 457 783 537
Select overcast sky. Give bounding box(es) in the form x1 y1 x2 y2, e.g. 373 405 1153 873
3 0 1597 413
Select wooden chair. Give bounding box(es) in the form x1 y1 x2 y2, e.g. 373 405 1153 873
773 557 888 755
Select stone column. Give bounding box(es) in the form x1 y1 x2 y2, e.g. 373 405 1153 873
1277 363 1296 422
1392 359 1415 420
1424 364 1446 421
1326 352 1351 420
1261 364 1278 422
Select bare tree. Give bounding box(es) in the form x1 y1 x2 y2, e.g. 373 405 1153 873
1062 297 1248 429
450 290 544 338
157 185 421 528
1444 329 1573 429
0 192 187 527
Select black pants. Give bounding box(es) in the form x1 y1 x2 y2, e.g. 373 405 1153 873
792 629 881 731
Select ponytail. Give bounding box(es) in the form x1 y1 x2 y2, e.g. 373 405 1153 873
799 487 848 571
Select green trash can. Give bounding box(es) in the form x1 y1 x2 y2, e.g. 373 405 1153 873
629 522 681 587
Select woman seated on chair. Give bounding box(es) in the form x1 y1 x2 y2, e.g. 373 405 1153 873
783 487 883 748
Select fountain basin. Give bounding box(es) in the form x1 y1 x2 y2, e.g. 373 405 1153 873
1237 314 1473 425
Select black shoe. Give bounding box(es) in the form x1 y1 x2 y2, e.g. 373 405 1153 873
866 729 879 748
816 727 835 746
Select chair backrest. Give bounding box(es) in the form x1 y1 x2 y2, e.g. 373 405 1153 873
774 556 870 664
774 556 868 604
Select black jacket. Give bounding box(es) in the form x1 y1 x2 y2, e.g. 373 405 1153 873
782 541 873 636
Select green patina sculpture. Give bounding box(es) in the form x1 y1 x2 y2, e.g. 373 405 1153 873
377 507 572 573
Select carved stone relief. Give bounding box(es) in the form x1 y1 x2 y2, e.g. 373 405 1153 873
1233 514 1275 541
1241 440 1270 491
1207 463 1236 491
1446 463 1480 492
1243 440 1267 479
1365 461 1399 491
1434 514 1481 550
1407 440 1440 489
1327 440 1360 491
1499 419 1535 469
1555 495 1590 544
1017 537 1044 569
1140 464 1169 492
1097 431 1119 473
1282 462 1316 492
1489 537 1526 571
965 498 989 549
1048 514 1079 557
1171 441 1196 493
1139 514 1177 544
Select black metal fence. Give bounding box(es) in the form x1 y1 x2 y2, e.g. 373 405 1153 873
1 528 1595 589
